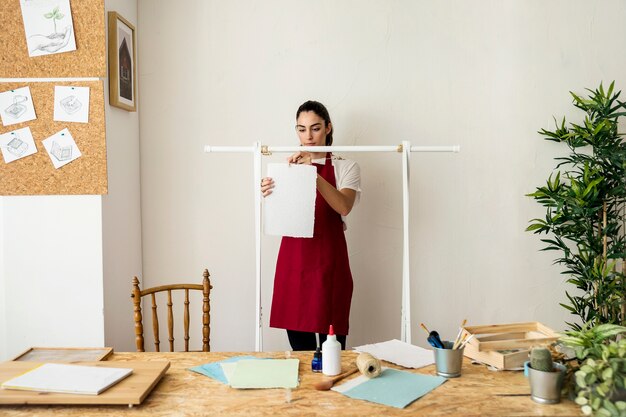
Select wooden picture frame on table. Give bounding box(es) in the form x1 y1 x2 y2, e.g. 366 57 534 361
107 11 136 111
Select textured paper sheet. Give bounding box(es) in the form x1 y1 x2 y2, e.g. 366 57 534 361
188 356 258 385
220 362 238 384
264 163 316 238
332 367 446 409
1 363 132 395
354 339 434 369
229 359 299 389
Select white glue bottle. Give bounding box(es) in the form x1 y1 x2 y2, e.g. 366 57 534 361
322 324 341 376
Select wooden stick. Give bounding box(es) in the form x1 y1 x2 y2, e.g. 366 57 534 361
419 323 431 335
313 368 360 391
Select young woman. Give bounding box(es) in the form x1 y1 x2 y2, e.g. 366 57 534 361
261 100 361 351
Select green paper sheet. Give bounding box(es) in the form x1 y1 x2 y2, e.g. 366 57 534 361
229 359 299 389
336 368 446 409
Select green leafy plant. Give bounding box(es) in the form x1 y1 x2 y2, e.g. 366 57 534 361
527 82 626 329
573 339 626 416
561 323 626 360
560 323 626 416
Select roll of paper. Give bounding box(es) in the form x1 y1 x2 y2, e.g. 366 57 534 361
356 352 382 378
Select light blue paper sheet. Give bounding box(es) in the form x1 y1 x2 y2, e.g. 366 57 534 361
339 368 446 409
188 356 258 384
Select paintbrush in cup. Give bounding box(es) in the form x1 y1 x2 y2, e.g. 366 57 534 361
452 319 467 349
420 323 444 348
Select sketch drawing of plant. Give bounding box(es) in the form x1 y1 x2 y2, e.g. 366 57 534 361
4 95 28 119
50 141 72 161
45 6 64 35
60 95 82 114
6 137 28 157
29 6 73 54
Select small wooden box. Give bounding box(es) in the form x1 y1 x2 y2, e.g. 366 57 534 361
461 322 559 370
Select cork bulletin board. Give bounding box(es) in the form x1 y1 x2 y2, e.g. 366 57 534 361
0 80 107 195
0 0 106 78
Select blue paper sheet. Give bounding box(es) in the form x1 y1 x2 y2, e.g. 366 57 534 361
188 356 258 384
337 368 446 409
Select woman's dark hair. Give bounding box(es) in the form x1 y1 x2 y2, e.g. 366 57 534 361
296 100 333 146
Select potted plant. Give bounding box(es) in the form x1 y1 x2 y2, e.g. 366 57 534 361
560 323 626 416
527 82 626 329
526 347 567 404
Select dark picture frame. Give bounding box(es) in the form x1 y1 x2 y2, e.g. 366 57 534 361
107 11 136 111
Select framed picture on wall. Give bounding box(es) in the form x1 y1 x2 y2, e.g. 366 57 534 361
107 12 136 112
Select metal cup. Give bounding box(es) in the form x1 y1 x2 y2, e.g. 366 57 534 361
527 362 565 404
433 341 464 378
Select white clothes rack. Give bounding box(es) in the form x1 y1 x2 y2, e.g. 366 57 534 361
204 142 460 351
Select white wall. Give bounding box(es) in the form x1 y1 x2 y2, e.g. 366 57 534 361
0 196 104 360
0 0 141 359
102 0 141 353
137 0 626 351
0 199 5 357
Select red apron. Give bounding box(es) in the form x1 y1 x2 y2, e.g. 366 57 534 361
269 153 353 335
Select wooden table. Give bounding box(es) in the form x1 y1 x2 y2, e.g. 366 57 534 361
0 351 582 416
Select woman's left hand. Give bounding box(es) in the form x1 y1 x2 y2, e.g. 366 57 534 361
288 151 313 165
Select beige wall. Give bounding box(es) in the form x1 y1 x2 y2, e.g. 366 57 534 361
102 0 141 352
135 0 626 351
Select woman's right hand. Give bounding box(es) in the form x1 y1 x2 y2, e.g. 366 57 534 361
261 177 274 197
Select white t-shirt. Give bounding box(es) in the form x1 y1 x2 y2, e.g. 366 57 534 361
312 155 361 225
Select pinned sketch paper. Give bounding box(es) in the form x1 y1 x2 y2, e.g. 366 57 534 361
54 86 89 123
1 363 133 395
264 163 316 238
332 367 445 409
19 0 77 57
42 128 81 169
0 87 37 127
229 359 299 389
0 127 37 163
354 339 434 369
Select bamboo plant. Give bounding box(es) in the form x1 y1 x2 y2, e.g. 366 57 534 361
527 82 626 329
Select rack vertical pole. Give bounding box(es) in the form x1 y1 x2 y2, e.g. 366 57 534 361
253 142 263 351
401 141 412 343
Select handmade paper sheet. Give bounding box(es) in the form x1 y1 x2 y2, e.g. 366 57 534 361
332 367 446 409
229 359 299 389
188 356 258 385
1 363 132 395
264 163 316 238
354 339 435 369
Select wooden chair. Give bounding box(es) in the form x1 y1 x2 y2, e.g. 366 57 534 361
131 269 212 352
